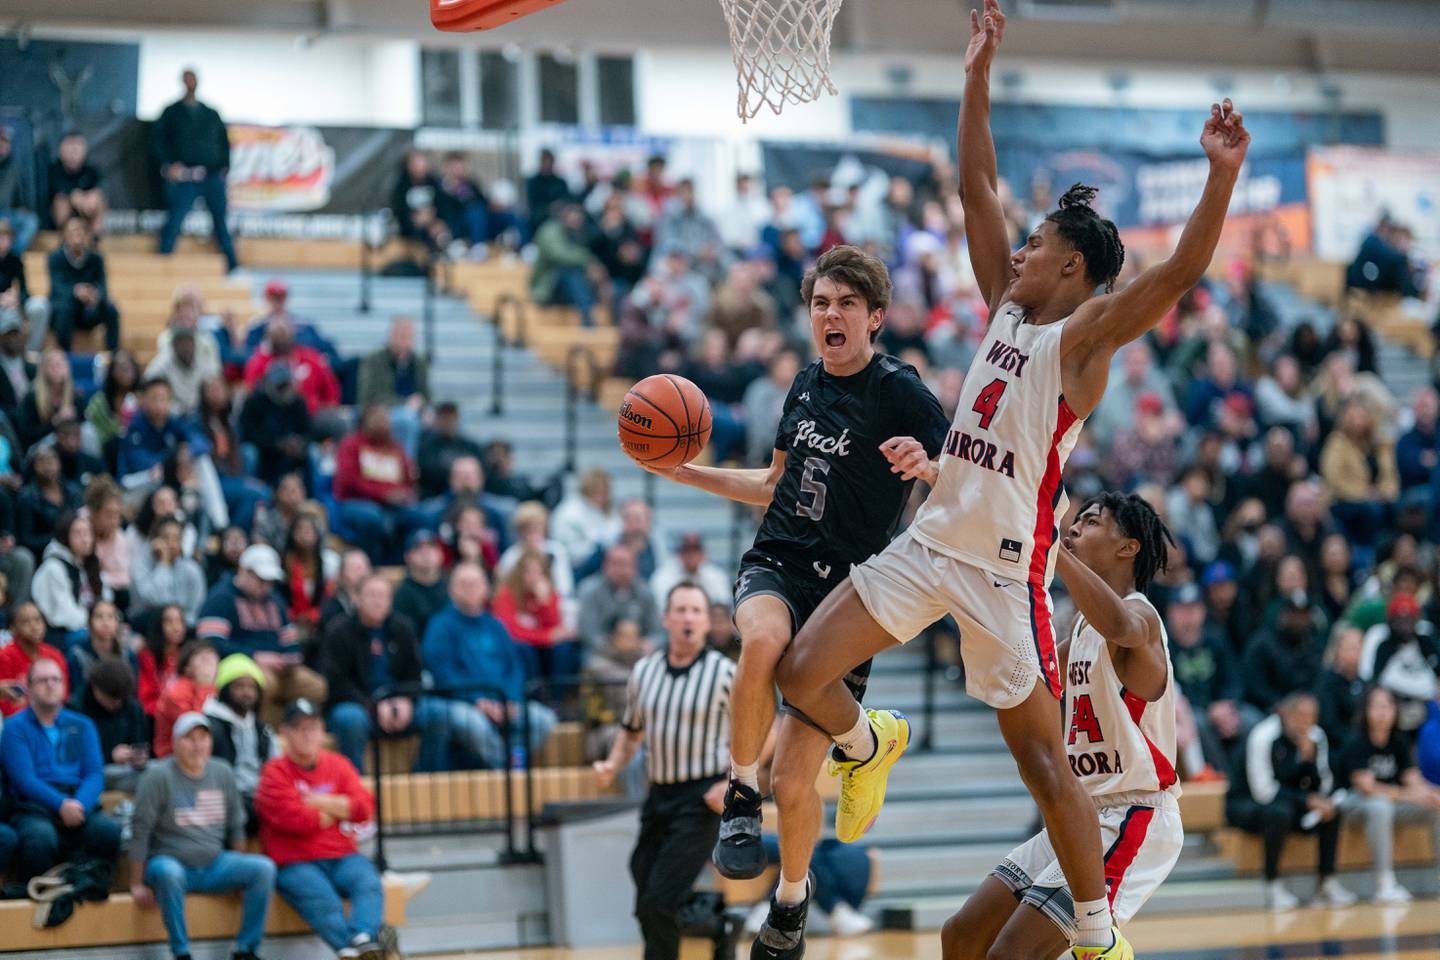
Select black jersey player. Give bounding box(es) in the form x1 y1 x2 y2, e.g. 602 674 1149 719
643 245 948 959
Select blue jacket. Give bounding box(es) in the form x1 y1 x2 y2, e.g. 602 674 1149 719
0 707 104 813
1419 700 1440 787
117 413 209 482
421 604 529 703
1396 426 1438 492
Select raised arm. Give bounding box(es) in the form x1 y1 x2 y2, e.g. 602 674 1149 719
1056 547 1156 651
957 0 1015 311
646 451 785 507
1066 100 1250 358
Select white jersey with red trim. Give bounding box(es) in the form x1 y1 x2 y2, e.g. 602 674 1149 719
908 303 1083 587
1063 593 1181 798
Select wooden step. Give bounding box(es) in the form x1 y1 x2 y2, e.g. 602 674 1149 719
1214 821 1437 875
370 765 622 826
1177 780 1227 833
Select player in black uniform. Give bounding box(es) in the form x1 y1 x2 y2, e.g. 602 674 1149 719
642 245 948 959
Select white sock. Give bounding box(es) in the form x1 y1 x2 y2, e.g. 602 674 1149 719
833 706 876 763
776 874 808 906
1073 897 1113 948
732 759 760 791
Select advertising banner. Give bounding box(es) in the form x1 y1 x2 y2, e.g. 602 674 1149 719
1307 147 1440 261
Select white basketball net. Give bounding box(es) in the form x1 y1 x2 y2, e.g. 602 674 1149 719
718 0 843 122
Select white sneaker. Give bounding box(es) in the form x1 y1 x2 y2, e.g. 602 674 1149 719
1314 877 1357 909
744 900 770 936
1267 881 1299 912
828 902 875 937
1373 876 1413 905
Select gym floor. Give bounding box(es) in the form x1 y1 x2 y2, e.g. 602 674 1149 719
436 900 1440 959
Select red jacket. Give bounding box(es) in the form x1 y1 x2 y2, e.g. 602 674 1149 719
491 586 562 647
136 648 177 716
153 676 215 757
243 347 340 414
0 643 68 717
334 431 416 505
256 751 375 866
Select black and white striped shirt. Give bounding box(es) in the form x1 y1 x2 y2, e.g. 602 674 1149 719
622 647 735 785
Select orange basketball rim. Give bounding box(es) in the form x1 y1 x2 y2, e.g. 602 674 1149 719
431 0 569 31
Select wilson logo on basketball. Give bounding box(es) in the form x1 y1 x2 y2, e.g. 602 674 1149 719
619 402 654 430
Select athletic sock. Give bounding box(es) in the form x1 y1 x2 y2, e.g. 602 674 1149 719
776 874 809 906
1073 897 1114 949
732 759 760 792
834 706 876 763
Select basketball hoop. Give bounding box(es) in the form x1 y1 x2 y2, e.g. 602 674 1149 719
717 0 843 122
431 0 568 32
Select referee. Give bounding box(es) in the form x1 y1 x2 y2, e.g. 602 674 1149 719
594 582 734 960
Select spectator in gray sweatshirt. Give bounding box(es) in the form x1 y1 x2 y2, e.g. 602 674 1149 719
129 712 275 960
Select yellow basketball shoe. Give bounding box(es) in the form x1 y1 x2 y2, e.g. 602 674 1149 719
832 708 909 843
1071 928 1134 960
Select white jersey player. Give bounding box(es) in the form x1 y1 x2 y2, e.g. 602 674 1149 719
943 493 1184 960
773 4 1248 957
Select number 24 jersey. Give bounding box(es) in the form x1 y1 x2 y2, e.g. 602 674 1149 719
752 353 949 575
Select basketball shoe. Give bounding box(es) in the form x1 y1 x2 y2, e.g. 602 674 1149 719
750 874 814 960
831 708 909 843
713 779 767 879
1071 928 1134 960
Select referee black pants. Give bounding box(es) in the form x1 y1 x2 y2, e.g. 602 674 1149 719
630 777 722 960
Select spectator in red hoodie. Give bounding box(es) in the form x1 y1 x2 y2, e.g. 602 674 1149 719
257 698 386 960
242 316 340 416
153 639 219 757
0 603 68 717
334 404 427 564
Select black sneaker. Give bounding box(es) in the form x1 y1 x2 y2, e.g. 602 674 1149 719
749 880 811 960
713 779 766 879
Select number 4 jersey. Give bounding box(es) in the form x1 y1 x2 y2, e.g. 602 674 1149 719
751 353 948 576
909 303 1085 587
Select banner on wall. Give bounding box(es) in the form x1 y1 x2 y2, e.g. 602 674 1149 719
226 125 336 212
1307 147 1440 261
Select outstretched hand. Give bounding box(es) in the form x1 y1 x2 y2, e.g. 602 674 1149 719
880 436 937 484
1201 98 1251 173
965 0 1006 75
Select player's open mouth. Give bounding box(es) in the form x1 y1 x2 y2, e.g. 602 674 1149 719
825 330 846 347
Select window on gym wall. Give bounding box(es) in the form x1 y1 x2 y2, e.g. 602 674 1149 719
597 56 636 126
479 51 521 130
538 53 580 124
420 48 463 127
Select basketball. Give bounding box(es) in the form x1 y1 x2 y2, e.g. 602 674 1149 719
617 374 713 469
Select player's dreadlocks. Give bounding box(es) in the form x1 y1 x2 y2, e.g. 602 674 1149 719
1046 183 1126 293
1080 491 1175 592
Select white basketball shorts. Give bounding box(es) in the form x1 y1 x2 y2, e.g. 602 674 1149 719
849 530 1062 709
991 790 1184 942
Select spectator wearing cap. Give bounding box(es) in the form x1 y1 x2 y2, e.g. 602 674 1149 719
1396 387 1439 494
357 316 429 458
239 364 313 487
420 562 557 770
0 656 120 881
244 279 341 371
651 533 731 612
1201 560 1248 655
155 640 219 758
1104 392 1179 490
130 712 275 960
204 654 276 832
0 124 39 254
243 316 341 417
417 401 483 499
393 530 449 637
0 283 38 424
147 323 220 416
76 656 149 791
1168 583 1258 776
0 604 67 717
153 68 239 271
197 543 327 724
334 404 428 564
257 698 386 960
318 574 438 771
1359 591 1440 733
1245 591 1326 712
1321 398 1398 548
48 215 120 351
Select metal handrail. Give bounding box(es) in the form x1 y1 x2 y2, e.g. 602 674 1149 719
491 294 526 416
563 344 602 473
